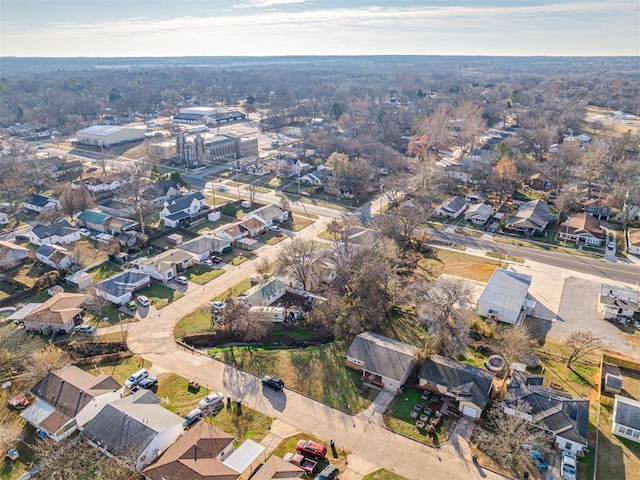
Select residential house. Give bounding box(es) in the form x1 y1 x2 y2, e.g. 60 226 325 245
0 240 31 270
464 203 492 225
598 284 638 321
559 213 604 246
418 355 493 420
584 206 611 221
137 249 193 283
528 173 554 191
435 196 467 219
66 270 94 290
142 422 239 480
140 180 180 206
299 169 330 186
73 174 123 193
218 223 249 244
76 209 138 235
35 244 75 269
94 270 151 305
0 205 9 225
21 292 88 334
242 278 287 306
249 455 304 480
160 191 207 228
277 157 305 178
345 331 418 392
247 204 289 227
178 234 232 262
612 395 640 443
23 193 60 213
97 198 137 219
504 369 590 454
504 199 552 235
20 365 120 442
477 268 534 325
29 221 80 246
239 216 266 237
82 390 184 472
628 228 640 255
464 192 487 204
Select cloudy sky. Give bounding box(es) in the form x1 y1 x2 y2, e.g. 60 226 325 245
1 0 638 57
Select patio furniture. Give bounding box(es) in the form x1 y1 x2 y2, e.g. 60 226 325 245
409 410 418 419
435 411 443 418
424 408 432 416
414 404 423 412
416 420 425 429
421 392 431 401
419 414 429 422
430 417 441 427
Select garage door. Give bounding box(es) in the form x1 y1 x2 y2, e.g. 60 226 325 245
462 405 478 419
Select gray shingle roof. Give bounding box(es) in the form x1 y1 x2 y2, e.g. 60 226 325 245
32 220 78 240
506 199 551 230
95 270 150 298
614 395 640 431
440 196 466 213
165 192 205 214
478 268 532 313
25 193 53 208
418 355 494 409
346 332 417 383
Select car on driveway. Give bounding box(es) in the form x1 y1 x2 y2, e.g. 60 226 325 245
198 391 224 413
126 300 137 311
137 295 150 307
183 408 202 429
202 259 214 268
561 451 577 480
528 450 549 472
210 255 222 263
211 301 225 311
132 376 158 392
607 241 615 250
268 225 281 233
73 325 96 335
262 375 285 391
175 276 188 286
79 228 92 237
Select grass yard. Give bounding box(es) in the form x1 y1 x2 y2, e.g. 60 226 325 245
187 219 227 234
419 248 500 282
82 355 152 386
384 385 452 446
85 303 129 327
95 331 128 343
73 240 110 266
363 469 409 480
208 343 378 412
207 403 272 448
144 281 184 309
270 433 349 476
211 278 253 301
0 280 23 300
0 397 36 480
485 251 525 264
155 372 209 416
7 262 52 289
264 232 287 245
87 262 122 283
454 227 484 238
595 404 640 480
290 214 315 232
174 305 213 339
185 264 226 285
221 248 255 266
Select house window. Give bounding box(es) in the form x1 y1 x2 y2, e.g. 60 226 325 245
626 427 634 436
633 430 640 439
564 442 572 451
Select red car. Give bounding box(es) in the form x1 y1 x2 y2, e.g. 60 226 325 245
296 439 327 460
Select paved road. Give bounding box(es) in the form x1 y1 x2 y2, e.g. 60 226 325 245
426 228 640 286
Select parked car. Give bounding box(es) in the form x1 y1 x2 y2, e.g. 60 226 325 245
561 451 577 480
268 225 281 233
529 450 549 472
202 259 214 268
132 376 158 392
79 228 92 237
73 325 96 335
175 276 188 286
137 295 150 307
183 408 202 429
607 241 615 250
211 301 225 311
283 452 317 474
210 255 222 263
315 464 338 480
296 439 327 460
198 391 224 413
262 375 285 391
126 300 137 311
124 368 149 389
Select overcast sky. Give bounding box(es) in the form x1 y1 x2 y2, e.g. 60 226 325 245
1 0 638 57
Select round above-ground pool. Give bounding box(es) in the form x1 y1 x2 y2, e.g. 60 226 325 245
485 354 506 373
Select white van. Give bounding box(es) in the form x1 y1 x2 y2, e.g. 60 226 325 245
124 368 149 389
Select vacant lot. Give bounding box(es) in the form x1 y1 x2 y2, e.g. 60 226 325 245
145 281 184 309
87 262 121 282
185 264 225 285
155 372 209 416
208 403 272 448
81 355 152 386
7 262 52 289
419 248 500 282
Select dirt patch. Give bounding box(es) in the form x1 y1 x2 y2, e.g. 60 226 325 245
60 340 129 359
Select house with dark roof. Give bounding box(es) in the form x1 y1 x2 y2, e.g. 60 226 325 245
249 455 304 480
346 332 418 392
583 205 610 221
160 191 207 228
20 365 120 441
143 422 239 480
29 220 80 246
612 395 640 443
140 180 180 205
477 269 534 325
418 355 494 420
435 196 467 219
35 244 75 269
0 240 31 270
559 213 604 246
82 390 184 472
504 199 552 235
528 173 553 191
504 369 590 454
23 193 60 213
94 270 151 305
21 292 88 334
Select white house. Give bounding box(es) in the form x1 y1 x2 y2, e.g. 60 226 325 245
35 244 75 269
73 175 123 193
136 249 193 283
247 204 289 227
23 193 60 213
21 292 87 334
464 203 493 225
477 269 534 325
559 213 604 246
177 234 232 262
435 196 467 219
345 331 418 392
160 191 207 228
0 240 31 270
82 390 184 472
94 270 151 305
29 221 81 246
599 285 638 321
21 365 120 442
627 228 640 256
612 395 640 443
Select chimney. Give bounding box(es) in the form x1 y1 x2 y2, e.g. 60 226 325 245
194 443 198 461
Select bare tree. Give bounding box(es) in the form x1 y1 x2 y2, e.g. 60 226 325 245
121 162 152 235
0 325 47 385
491 324 536 378
376 197 433 249
493 155 520 203
59 186 95 221
23 344 70 386
276 238 317 291
565 331 601 368
475 403 550 471
83 290 112 322
254 257 273 277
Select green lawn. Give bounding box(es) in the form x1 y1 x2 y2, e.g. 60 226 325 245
174 305 213 339
0 280 23 300
144 281 184 309
290 214 315 232
87 262 122 283
221 248 255 266
363 469 409 480
384 385 452 446
207 403 272 448
85 304 132 327
155 372 209 416
212 278 253 302
82 355 152 386
208 343 378 412
185 264 226 285
187 219 227 234
270 433 349 476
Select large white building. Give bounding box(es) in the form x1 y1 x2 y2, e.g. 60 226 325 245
76 125 146 147
477 268 534 325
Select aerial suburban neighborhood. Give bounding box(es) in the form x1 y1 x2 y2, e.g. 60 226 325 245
0 50 639 480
